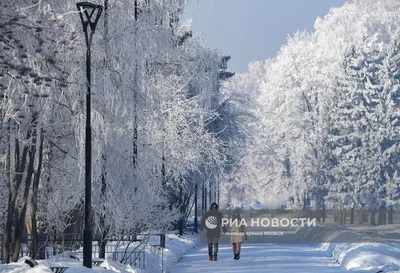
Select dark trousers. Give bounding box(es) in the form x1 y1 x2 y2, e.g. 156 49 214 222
208 237 219 257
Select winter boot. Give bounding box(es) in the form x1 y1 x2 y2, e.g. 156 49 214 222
208 243 213 261
237 253 240 260
234 254 239 260
213 243 218 261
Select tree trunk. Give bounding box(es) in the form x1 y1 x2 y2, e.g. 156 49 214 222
370 210 376 226
3 139 29 264
357 209 363 224
204 185 207 212
99 236 108 259
315 194 324 222
178 186 183 236
378 209 384 225
30 130 44 259
302 191 309 211
341 209 346 225
98 0 110 257
350 206 354 224
363 210 368 222
194 184 198 233
12 115 38 262
217 180 220 205
3 131 11 264
12 142 36 261
388 206 393 224
98 211 108 259
383 209 387 225
334 210 339 223
183 192 193 222
99 155 108 259
209 186 212 204
201 185 205 216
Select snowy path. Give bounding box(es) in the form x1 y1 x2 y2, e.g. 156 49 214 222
170 243 347 273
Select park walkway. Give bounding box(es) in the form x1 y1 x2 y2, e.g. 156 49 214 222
171 243 347 273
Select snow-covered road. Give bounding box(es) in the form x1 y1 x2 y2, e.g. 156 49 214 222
171 243 346 273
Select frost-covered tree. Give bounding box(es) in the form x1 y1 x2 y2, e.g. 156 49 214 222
0 0 78 262
326 44 384 225
228 0 400 221
0 0 229 262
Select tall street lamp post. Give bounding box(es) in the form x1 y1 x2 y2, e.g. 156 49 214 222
194 184 198 233
76 2 103 268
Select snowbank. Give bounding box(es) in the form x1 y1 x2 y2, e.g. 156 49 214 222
144 233 198 273
0 232 199 273
298 224 400 272
323 243 400 272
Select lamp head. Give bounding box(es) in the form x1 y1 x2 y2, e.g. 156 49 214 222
77 1 103 33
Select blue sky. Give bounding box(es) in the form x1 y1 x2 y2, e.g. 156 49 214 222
184 0 348 73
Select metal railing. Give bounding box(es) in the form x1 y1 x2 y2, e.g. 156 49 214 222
0 232 169 272
0 233 147 269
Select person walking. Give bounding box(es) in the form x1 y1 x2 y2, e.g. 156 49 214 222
201 202 223 261
230 209 247 260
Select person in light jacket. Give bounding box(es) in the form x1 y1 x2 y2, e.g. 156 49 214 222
230 209 247 260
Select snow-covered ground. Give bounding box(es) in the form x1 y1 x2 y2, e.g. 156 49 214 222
0 233 198 273
301 224 400 272
321 242 400 272
2 227 400 273
171 243 346 273
170 226 400 273
171 224 400 273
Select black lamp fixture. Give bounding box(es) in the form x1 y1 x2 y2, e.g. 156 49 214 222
77 2 103 47
76 1 103 269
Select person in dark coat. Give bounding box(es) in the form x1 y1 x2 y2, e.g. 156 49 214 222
201 202 223 261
